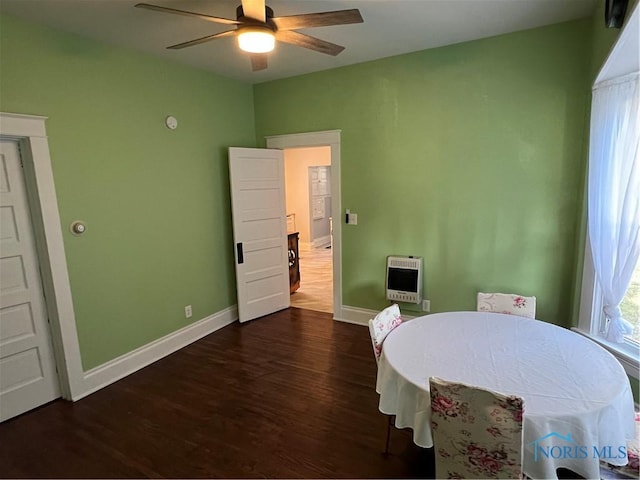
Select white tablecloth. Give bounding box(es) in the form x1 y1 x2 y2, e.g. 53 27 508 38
376 311 636 480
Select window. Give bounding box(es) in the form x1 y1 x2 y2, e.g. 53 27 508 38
619 261 640 344
585 255 640 347
576 5 639 378
579 244 640 380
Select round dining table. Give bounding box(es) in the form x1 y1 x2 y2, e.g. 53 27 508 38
376 311 635 480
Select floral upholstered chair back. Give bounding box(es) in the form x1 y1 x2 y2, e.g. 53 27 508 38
429 377 525 479
477 292 536 319
368 304 402 362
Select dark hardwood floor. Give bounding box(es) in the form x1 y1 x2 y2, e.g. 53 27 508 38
0 308 434 479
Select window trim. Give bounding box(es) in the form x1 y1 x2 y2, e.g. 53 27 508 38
576 236 639 379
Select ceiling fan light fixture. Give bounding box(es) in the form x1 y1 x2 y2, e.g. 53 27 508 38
237 26 275 53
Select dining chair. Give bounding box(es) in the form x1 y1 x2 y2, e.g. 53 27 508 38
368 303 403 454
600 409 640 477
368 303 402 363
429 376 525 479
477 292 536 319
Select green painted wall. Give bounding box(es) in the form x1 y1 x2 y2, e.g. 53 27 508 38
254 20 592 326
0 15 256 370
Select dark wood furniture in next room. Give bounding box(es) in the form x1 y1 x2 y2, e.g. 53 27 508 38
288 232 300 293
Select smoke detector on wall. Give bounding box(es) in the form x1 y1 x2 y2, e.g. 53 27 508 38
165 115 178 130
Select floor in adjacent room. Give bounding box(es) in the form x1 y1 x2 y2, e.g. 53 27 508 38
290 243 333 313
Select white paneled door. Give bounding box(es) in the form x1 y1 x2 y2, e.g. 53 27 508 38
229 147 290 323
0 140 59 421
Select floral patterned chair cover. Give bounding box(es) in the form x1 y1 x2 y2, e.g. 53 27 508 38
601 410 640 478
477 292 536 319
368 304 403 454
368 303 403 362
429 376 525 479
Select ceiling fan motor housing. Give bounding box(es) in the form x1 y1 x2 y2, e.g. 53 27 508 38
236 5 274 23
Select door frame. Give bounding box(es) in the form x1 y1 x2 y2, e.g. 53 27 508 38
266 130 342 320
0 112 84 400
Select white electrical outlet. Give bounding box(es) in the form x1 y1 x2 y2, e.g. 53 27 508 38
422 299 430 312
185 305 192 318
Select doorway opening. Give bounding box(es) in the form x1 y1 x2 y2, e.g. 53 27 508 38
283 147 333 313
266 130 342 320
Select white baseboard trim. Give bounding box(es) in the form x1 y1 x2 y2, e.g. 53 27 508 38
334 305 377 325
75 306 238 401
334 304 419 326
312 235 331 248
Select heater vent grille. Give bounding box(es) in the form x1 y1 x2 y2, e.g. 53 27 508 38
386 256 423 304
388 257 421 269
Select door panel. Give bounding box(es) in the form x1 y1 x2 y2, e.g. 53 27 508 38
229 147 290 323
0 140 59 422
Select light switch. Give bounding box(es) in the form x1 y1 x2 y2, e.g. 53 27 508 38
348 213 358 225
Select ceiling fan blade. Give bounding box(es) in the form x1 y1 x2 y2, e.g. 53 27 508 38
272 9 363 31
167 30 237 50
241 0 266 22
250 54 268 71
275 30 345 56
135 3 239 26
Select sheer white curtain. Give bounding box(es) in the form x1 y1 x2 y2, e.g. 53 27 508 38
588 73 640 343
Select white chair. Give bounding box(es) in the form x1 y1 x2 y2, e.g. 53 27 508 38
368 303 402 363
368 303 403 454
429 376 525 479
477 292 536 319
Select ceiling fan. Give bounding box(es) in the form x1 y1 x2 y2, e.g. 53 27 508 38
135 0 364 71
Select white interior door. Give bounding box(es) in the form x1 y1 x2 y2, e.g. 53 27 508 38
229 147 290 323
0 140 59 421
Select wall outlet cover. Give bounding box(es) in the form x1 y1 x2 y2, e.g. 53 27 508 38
422 300 430 312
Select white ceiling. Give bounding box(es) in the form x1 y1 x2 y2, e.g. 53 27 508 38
0 0 599 84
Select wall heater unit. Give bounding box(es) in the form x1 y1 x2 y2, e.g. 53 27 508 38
386 256 423 304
